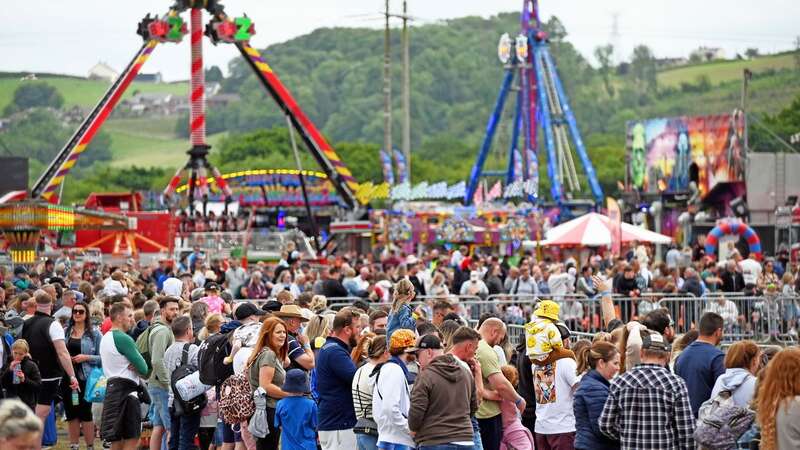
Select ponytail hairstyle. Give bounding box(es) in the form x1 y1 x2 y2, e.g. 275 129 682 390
391 278 415 313
351 332 376 365
573 339 592 375
583 341 619 372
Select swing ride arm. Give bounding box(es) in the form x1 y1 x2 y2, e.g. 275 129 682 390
532 42 563 206
542 48 604 205
465 68 516 205
235 42 359 209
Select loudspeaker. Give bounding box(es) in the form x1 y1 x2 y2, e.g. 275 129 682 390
730 196 749 219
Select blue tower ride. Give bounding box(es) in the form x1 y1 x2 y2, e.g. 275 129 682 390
464 0 604 208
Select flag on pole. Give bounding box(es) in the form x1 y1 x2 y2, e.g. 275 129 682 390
393 150 409 184
607 197 622 256
513 149 524 182
379 150 394 185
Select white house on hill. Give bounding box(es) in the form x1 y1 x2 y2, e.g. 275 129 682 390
88 62 119 82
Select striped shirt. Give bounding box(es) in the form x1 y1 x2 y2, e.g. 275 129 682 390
599 363 695 450
351 361 377 420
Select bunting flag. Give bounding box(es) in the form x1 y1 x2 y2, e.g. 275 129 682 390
525 149 538 181
486 181 502 202
379 150 395 185
393 150 409 184
390 182 412 200
428 182 448 198
446 181 466 200
473 182 484 206
504 180 523 198
410 182 429 200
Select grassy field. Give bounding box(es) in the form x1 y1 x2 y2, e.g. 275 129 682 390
103 117 227 168
657 53 797 87
0 75 188 113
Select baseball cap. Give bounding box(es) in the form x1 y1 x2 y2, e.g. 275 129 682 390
406 334 442 353
234 302 267 321
641 330 670 352
205 282 220 291
555 322 571 341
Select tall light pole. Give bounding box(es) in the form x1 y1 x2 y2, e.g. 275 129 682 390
383 0 392 166
401 0 411 180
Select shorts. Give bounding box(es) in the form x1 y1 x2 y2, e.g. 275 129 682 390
38 378 62 406
219 419 242 444
101 378 143 442
62 377 93 422
147 386 171 429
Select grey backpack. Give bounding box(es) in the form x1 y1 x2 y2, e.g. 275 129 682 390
693 390 755 449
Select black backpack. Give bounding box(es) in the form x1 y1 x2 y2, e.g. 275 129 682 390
171 343 207 416
197 329 234 385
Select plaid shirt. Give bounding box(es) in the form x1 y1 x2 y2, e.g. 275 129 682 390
599 364 695 450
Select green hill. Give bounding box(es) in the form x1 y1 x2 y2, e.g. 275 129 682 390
657 52 796 87
0 75 187 113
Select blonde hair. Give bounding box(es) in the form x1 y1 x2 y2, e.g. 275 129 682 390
391 278 415 313
11 339 29 354
310 295 328 313
305 313 334 344
0 399 42 439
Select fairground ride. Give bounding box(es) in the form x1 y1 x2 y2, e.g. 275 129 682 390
4 0 365 259
465 0 603 212
21 0 360 212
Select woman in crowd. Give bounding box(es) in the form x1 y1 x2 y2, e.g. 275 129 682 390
1 340 41 411
0 399 43 450
63 300 102 450
352 335 389 450
271 270 300 299
245 271 269 300
429 272 450 298
248 316 290 450
573 341 621 450
757 347 800 450
710 340 761 407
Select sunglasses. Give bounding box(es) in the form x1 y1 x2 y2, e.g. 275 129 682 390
73 309 86 315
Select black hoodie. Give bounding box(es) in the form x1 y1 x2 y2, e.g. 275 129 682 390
408 354 477 447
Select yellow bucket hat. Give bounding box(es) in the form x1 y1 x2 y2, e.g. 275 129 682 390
389 329 417 351
534 300 560 321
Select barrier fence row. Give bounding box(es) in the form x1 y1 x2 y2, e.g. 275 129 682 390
237 292 800 346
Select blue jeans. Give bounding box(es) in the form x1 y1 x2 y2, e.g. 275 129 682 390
148 386 172 429
377 443 412 450
169 411 201 450
471 417 484 450
420 445 475 450
357 433 379 450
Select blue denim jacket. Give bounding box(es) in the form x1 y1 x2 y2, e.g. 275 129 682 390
65 325 102 380
386 304 416 345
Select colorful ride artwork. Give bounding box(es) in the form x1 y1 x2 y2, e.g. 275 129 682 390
704 219 762 261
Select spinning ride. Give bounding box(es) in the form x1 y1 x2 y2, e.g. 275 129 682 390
465 0 603 210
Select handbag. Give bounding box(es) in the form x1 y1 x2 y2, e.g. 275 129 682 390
353 417 379 437
84 366 107 403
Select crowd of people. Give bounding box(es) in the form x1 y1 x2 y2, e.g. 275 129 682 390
0 242 797 450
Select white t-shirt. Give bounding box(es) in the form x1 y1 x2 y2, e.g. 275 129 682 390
49 321 65 341
533 357 578 434
740 259 762 285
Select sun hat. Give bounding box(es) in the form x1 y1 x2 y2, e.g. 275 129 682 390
533 300 560 321
282 368 310 393
273 304 309 322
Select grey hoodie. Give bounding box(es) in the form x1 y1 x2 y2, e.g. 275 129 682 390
710 367 756 407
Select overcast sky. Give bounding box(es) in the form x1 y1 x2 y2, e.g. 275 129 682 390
2 0 797 81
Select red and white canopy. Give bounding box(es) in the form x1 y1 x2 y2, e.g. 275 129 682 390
541 212 672 247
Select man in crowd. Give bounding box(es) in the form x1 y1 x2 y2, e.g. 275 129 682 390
163 315 200 450
148 296 180 450
509 266 538 296
409 333 478 449
431 300 454 328
274 304 314 371
130 299 159 341
316 308 362 449
675 312 725 418
101 302 150 450
224 258 248 299
449 326 489 450
704 296 741 332
600 330 694 449
476 318 526 450
720 260 745 293
368 310 388 333
321 267 349 298
20 290 80 422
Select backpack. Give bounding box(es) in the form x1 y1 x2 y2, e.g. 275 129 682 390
135 322 164 373
170 343 207 416
218 349 263 424
693 390 755 449
197 329 234 385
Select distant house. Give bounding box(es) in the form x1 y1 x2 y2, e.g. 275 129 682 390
654 57 688 69
207 93 240 109
119 92 187 116
88 62 119 82
135 72 163 83
19 74 38 81
690 46 725 62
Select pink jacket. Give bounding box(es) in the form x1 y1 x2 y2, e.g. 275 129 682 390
500 399 534 450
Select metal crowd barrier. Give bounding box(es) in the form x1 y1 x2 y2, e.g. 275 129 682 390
235 292 800 346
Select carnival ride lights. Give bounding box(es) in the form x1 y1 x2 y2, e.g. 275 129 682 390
28 0 360 212
465 0 603 209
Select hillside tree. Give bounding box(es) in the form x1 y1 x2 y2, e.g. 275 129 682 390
4 82 64 116
594 44 615 97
